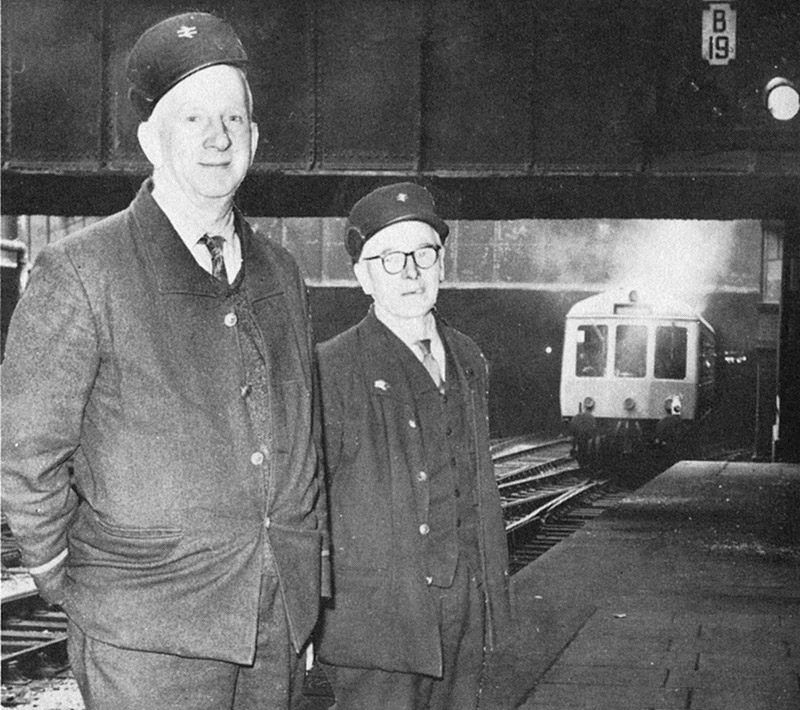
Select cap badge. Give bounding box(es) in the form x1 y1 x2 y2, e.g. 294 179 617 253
176 25 199 39
396 193 408 203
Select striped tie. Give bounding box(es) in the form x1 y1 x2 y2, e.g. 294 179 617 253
199 234 229 284
417 339 443 390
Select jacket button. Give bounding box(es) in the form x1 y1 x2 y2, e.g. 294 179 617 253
224 312 238 327
251 451 265 466
240 384 252 398
416 471 428 482
408 420 417 428
425 576 433 586
419 523 430 535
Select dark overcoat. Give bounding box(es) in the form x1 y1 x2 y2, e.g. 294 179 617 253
316 310 511 677
1 180 328 665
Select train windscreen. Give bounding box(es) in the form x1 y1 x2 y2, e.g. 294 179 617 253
576 325 607 377
654 326 688 380
615 325 647 378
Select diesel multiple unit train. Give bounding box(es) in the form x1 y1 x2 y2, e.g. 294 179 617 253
560 288 717 450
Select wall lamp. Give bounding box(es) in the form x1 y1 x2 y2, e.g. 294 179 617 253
764 77 799 121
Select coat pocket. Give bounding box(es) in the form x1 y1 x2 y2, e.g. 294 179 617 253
69 514 182 570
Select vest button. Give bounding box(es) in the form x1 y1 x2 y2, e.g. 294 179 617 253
416 471 428 482
251 451 265 466
419 523 430 536
240 384 252 398
224 312 238 327
425 576 433 586
408 420 417 428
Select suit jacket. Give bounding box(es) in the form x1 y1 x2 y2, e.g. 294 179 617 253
316 310 511 677
1 180 328 664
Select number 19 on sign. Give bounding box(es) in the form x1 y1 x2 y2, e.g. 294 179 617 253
702 3 736 66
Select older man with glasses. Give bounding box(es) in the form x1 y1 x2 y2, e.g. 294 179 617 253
315 182 511 710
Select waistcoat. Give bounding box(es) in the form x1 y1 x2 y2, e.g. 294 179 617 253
414 345 481 587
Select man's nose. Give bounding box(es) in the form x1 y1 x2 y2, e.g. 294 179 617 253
401 253 420 278
204 117 233 150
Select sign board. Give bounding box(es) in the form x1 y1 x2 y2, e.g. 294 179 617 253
702 3 737 66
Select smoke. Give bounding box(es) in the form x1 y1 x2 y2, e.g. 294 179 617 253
605 220 755 313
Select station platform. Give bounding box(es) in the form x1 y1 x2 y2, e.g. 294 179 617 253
482 460 800 710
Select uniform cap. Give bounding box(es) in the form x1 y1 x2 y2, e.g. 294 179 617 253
127 12 248 121
345 183 449 262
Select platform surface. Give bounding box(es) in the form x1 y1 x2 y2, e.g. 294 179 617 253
482 460 800 710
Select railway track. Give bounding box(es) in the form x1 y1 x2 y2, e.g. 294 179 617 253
1 516 70 691
492 434 607 533
490 434 614 573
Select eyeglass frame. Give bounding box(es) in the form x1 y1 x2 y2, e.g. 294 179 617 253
360 244 442 275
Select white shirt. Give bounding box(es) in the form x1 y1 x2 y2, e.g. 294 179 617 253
151 188 242 281
374 307 446 383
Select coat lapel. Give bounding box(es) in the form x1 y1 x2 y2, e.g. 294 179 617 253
240 215 285 304
356 311 440 406
129 180 220 298
439 325 480 397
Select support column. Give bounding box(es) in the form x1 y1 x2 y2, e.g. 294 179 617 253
776 215 800 462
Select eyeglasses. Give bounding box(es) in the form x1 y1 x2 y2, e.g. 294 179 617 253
361 245 442 275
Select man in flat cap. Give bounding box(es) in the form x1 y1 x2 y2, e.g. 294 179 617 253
316 183 511 709
1 12 328 709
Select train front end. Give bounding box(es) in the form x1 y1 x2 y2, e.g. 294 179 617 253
560 289 716 454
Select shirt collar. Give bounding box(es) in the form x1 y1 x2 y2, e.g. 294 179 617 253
373 305 440 350
150 183 236 250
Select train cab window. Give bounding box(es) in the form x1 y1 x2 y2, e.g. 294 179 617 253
614 325 646 378
575 325 607 377
654 326 687 380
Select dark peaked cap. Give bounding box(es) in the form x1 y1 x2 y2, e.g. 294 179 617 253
345 183 449 262
127 12 247 121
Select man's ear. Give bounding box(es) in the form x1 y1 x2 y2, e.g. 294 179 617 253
353 261 374 297
137 120 162 168
250 122 259 164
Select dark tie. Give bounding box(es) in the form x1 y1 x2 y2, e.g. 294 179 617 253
417 338 443 390
199 234 229 284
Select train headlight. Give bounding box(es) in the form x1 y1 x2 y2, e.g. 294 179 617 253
623 397 636 412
